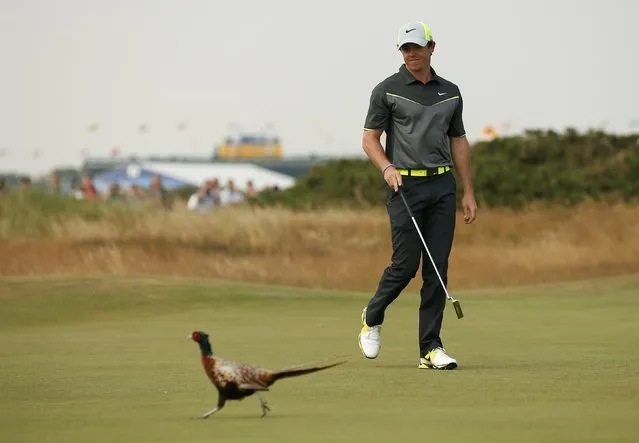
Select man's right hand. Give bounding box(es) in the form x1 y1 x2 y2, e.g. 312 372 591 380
383 165 403 192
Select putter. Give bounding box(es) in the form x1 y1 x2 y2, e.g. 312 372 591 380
398 187 464 319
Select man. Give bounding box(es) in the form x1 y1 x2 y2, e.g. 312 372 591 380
358 21 477 370
49 173 61 195
148 174 172 210
79 175 98 200
219 179 246 206
187 179 219 213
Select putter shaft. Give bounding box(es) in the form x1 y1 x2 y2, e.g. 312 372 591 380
398 188 464 319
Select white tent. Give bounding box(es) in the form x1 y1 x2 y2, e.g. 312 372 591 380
140 161 296 192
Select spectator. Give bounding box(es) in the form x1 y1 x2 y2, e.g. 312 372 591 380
79 176 98 200
208 178 221 206
148 174 172 210
105 183 126 201
187 180 217 213
128 184 147 202
49 173 61 195
245 180 257 199
219 178 245 206
20 177 31 192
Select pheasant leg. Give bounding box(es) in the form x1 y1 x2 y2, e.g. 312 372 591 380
198 407 220 419
197 395 226 419
257 393 271 418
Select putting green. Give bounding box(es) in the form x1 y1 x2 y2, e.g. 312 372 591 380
1 275 637 443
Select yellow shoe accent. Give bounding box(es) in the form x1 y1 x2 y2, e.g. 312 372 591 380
358 307 382 359
360 307 380 334
418 355 435 369
418 347 457 370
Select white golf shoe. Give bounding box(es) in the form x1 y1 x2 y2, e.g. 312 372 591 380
358 307 381 359
418 347 458 370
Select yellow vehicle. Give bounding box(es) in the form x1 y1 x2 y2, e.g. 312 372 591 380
215 134 283 159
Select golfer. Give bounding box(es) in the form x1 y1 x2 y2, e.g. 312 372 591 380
358 21 477 369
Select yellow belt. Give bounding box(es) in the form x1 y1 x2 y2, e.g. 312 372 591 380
397 166 451 177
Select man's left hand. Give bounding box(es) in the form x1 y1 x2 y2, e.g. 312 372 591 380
461 193 477 224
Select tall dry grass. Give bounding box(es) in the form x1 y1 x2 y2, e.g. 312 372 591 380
1 195 638 291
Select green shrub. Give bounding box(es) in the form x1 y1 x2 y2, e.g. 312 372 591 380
250 128 639 210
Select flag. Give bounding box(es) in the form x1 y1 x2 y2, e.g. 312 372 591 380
480 125 499 140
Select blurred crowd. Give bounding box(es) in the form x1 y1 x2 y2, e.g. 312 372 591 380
72 174 174 210
0 172 272 213
185 177 259 212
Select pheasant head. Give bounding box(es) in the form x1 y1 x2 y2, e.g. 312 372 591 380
190 330 214 356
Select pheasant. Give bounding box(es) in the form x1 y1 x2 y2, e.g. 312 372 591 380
189 330 344 418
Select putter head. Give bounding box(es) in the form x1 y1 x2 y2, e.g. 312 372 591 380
451 298 464 319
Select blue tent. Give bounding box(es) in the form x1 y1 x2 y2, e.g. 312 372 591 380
91 164 189 194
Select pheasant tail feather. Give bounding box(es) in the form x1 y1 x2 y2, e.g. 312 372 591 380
270 361 345 382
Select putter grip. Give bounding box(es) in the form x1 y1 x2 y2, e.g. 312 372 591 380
398 188 415 218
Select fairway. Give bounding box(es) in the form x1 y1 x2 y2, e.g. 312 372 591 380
1 275 638 443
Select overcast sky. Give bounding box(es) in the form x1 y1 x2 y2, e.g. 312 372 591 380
1 0 637 176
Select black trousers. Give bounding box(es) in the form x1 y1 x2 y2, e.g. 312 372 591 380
365 171 457 356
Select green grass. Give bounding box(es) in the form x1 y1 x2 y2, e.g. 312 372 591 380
1 275 638 443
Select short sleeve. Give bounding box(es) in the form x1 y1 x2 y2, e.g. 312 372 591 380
447 93 466 137
363 83 390 131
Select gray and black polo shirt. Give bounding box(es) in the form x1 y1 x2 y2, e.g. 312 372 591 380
364 65 465 170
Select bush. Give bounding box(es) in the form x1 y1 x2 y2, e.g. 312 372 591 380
250 128 639 210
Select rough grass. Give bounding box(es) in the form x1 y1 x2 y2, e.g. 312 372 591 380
1 192 639 290
0 275 638 443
